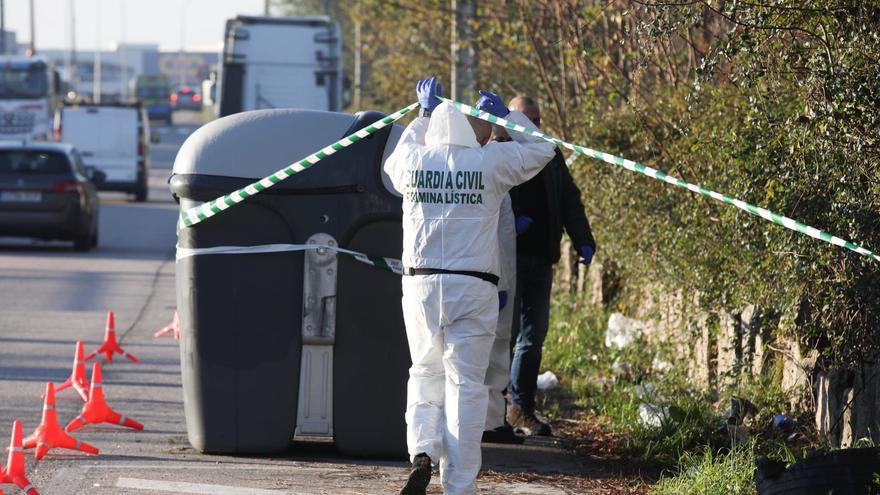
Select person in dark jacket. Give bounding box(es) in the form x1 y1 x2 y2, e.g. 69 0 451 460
506 96 596 436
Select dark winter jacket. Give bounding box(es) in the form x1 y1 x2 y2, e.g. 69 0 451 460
509 149 596 264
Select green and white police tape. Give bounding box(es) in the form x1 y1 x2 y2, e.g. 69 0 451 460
178 102 420 229
440 97 880 263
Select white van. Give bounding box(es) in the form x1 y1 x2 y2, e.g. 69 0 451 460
55 103 151 201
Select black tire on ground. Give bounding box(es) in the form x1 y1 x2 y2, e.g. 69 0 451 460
90 226 99 248
135 185 148 202
134 172 148 202
73 230 91 252
757 447 880 495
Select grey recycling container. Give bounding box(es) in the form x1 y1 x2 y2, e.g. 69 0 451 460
170 108 409 457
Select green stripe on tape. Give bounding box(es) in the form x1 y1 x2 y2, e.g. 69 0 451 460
439 97 879 263
178 102 419 229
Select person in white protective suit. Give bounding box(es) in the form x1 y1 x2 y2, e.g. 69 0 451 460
483 193 517 436
385 76 554 495
482 125 521 444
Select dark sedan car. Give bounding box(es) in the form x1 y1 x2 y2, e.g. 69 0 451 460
0 142 102 251
170 86 202 111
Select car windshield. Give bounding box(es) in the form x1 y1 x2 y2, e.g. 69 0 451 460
0 65 49 99
0 151 69 174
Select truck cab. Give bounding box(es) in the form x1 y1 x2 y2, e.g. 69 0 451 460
0 55 59 141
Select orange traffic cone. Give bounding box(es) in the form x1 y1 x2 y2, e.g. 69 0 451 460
24 383 99 460
65 363 143 433
153 311 179 340
85 311 139 363
0 420 40 495
53 341 90 401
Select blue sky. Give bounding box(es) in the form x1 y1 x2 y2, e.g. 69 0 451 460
8 0 267 52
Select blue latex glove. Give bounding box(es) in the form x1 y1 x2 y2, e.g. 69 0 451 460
475 90 510 118
417 76 442 112
773 414 795 434
578 245 595 265
514 216 533 235
498 291 508 310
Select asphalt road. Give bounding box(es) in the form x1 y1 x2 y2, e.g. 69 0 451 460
0 111 588 495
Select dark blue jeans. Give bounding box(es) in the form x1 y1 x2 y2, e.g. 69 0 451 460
510 255 554 412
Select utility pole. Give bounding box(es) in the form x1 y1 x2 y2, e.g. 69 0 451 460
69 0 77 96
450 0 476 101
264 0 270 16
120 0 127 99
94 0 101 103
0 0 6 55
353 16 361 109
29 0 36 54
178 0 195 88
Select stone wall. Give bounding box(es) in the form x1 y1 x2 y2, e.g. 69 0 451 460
585 262 880 447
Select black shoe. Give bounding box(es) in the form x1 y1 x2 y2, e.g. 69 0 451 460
482 423 525 444
399 453 432 495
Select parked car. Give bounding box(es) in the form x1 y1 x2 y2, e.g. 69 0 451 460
54 102 154 201
0 141 102 251
170 86 202 111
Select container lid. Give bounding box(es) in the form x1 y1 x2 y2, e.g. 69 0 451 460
173 109 357 179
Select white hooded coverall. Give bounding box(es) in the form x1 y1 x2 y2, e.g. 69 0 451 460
485 194 516 431
385 101 554 495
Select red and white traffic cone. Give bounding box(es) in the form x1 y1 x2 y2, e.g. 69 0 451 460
153 311 179 341
24 383 99 460
0 420 40 495
52 341 90 401
65 363 143 433
85 311 139 363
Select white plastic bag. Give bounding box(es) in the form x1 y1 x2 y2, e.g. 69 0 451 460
605 312 645 349
536 371 559 391
638 402 669 428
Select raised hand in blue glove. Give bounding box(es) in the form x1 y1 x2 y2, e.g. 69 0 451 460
416 76 442 113
498 291 508 310
515 216 533 235
578 245 595 265
475 90 510 118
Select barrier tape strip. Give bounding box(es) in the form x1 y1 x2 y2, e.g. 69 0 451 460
441 97 880 263
178 102 420 229
176 243 404 275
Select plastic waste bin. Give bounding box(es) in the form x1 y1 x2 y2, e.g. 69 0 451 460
170 108 409 457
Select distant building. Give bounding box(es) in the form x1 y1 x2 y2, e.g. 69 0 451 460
0 30 21 54
38 43 217 102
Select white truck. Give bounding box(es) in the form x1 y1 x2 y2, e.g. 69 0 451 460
0 55 61 141
216 15 343 117
55 104 152 201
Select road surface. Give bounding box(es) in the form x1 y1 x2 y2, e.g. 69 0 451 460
0 111 590 494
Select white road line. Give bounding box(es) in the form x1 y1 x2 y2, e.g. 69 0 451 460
95 463 345 472
116 477 314 495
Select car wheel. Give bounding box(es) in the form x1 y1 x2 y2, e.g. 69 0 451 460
73 231 91 251
90 225 99 248
134 171 149 202
135 185 148 202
